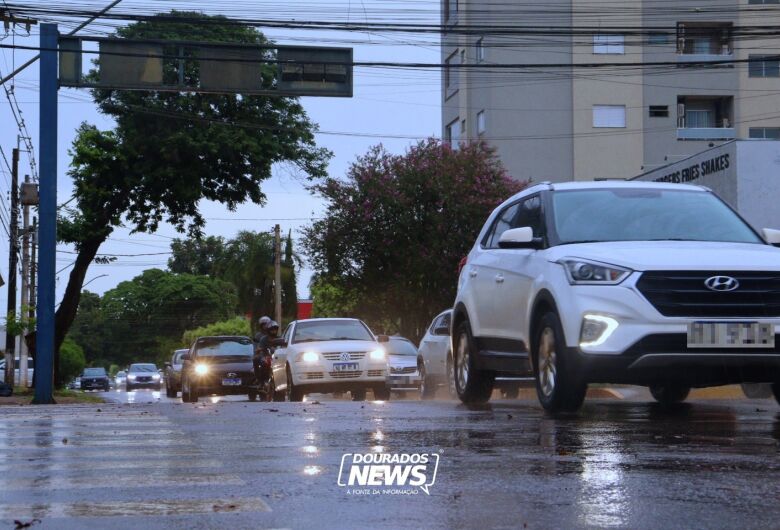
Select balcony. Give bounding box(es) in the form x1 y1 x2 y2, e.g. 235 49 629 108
676 22 733 65
676 127 736 141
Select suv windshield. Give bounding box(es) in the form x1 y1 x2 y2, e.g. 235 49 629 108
83 368 106 377
293 320 374 343
129 364 157 373
195 338 253 357
552 189 762 244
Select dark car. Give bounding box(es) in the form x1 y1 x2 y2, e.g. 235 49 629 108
180 336 255 403
126 363 162 391
165 348 188 398
80 367 110 392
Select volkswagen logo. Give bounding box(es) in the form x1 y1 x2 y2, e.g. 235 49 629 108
704 276 740 292
339 352 351 362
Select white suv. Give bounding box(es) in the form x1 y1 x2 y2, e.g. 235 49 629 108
451 181 780 412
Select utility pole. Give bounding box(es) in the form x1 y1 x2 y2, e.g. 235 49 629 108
19 175 30 388
4 148 19 387
274 224 282 326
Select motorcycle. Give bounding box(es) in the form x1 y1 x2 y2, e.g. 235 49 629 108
247 353 283 402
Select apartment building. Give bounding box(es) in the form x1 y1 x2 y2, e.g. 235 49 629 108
442 0 780 182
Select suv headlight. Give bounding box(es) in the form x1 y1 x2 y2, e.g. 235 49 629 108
559 259 631 285
369 349 386 361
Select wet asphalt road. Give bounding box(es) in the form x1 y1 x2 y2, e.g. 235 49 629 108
1 390 779 530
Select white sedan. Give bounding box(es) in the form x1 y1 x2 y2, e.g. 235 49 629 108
271 318 391 401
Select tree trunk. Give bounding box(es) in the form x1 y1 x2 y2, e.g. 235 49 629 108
53 237 104 386
27 236 104 388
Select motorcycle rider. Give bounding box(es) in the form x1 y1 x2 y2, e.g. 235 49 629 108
254 315 272 345
253 320 285 387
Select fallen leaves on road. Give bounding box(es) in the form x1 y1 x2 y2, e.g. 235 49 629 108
14 519 41 529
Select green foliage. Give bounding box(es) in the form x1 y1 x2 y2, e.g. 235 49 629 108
168 236 226 276
4 306 35 337
181 316 252 347
60 338 86 385
310 275 358 318
303 139 528 340
95 270 237 367
67 291 106 365
109 364 119 377
282 231 299 322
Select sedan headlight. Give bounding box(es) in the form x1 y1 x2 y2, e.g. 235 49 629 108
194 364 209 376
369 349 386 361
127 374 137 380
559 259 631 285
301 351 320 363
152 373 161 380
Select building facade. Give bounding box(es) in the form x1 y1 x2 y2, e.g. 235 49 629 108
442 0 780 182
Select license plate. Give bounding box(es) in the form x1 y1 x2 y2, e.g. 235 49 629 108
222 378 242 386
687 322 775 348
333 362 359 372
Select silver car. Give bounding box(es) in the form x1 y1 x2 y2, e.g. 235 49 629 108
417 310 453 399
384 337 421 396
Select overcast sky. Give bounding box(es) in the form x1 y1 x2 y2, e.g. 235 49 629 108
0 1 441 312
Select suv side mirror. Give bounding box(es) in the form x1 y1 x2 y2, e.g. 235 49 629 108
377 335 390 343
498 227 543 249
164 362 171 368
181 353 191 362
433 324 450 336
763 228 780 246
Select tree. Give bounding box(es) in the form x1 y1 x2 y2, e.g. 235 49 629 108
182 316 252 347
309 274 358 318
281 231 299 322
303 139 527 341
168 236 226 276
67 291 107 366
60 338 86 386
48 12 330 385
99 269 237 368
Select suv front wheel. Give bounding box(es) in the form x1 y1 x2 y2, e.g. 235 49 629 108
453 318 495 404
533 312 587 412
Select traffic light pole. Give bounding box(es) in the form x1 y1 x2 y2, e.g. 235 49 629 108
33 23 57 404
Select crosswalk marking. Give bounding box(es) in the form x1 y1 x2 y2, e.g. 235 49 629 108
0 497 271 518
0 406 273 522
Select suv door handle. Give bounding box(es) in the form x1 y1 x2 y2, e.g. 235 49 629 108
495 274 504 283
469 269 477 278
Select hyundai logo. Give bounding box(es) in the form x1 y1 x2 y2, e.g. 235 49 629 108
704 276 740 292
226 372 237 378
340 352 351 362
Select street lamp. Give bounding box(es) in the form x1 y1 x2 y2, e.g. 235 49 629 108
83 274 108 289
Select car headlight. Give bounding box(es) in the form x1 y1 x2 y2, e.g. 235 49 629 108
127 374 137 380
369 349 386 361
152 373 161 380
559 259 631 285
579 314 619 348
194 364 209 376
301 351 320 363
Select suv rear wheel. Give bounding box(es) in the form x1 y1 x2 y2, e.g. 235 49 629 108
453 318 495 404
533 312 587 412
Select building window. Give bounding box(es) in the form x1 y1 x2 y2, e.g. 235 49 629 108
749 0 779 4
445 50 459 94
749 55 780 77
649 105 669 118
593 105 626 128
749 127 780 139
593 34 625 54
445 0 459 21
648 32 669 46
677 23 732 55
476 37 485 62
477 110 486 135
446 117 460 148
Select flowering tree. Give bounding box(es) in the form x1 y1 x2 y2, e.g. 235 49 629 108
304 139 528 340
